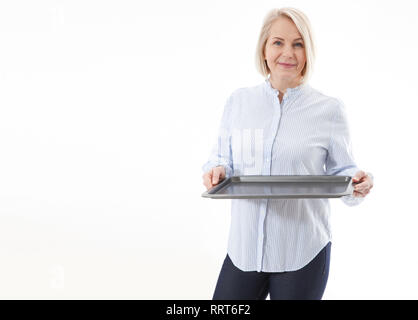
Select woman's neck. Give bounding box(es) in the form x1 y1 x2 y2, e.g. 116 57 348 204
269 75 303 95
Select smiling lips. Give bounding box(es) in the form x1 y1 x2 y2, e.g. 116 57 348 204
278 62 296 68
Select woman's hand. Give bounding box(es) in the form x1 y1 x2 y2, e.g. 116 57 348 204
202 166 226 191
352 170 373 198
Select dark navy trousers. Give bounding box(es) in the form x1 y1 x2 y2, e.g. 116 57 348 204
213 242 331 300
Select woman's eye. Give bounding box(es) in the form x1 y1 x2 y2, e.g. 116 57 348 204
274 41 304 47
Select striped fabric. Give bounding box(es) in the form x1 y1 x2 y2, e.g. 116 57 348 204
202 78 369 272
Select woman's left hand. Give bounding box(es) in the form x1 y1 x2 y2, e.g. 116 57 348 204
352 170 373 198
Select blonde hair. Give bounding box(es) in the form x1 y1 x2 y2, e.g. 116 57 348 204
255 7 316 84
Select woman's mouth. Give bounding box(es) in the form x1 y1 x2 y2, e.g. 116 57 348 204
278 62 296 68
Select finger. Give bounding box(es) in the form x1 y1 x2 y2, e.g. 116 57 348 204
353 191 365 198
203 173 213 190
354 181 371 193
354 186 367 194
212 169 220 185
354 187 370 197
204 180 213 190
218 166 226 179
354 182 365 192
204 181 213 190
359 190 369 197
207 170 213 185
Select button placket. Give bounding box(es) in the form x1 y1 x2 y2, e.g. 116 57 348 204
259 92 283 271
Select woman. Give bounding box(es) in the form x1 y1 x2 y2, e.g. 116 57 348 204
201 7 374 300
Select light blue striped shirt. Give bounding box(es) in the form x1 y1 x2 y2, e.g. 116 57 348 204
202 79 371 272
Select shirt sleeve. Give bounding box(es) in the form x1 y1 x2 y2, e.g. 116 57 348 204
325 99 364 206
201 93 234 179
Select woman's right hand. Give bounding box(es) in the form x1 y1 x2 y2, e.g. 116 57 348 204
202 166 226 191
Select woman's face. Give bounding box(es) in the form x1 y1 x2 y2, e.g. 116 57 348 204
264 17 306 82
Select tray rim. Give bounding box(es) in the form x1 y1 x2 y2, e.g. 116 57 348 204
201 174 354 199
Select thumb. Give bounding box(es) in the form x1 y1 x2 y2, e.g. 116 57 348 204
352 170 366 182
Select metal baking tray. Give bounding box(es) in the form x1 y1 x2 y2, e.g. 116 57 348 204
202 175 354 199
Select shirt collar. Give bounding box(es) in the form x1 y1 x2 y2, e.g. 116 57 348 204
264 78 308 98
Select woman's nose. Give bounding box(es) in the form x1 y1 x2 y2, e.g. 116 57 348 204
282 45 295 57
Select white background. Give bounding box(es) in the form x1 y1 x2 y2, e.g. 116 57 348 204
0 0 417 299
